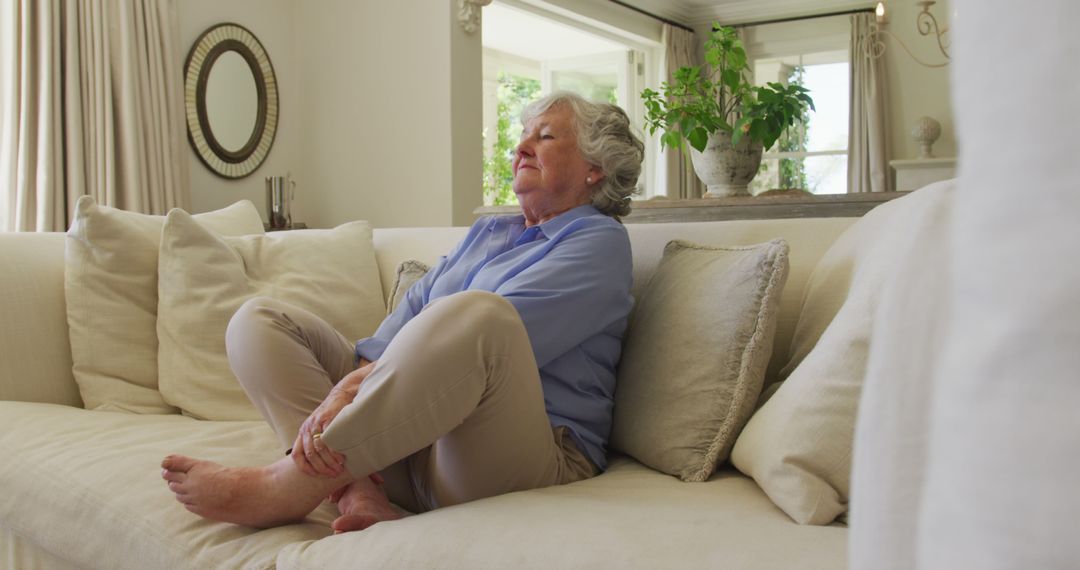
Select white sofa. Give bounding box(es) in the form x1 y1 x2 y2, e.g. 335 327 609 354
0 212 861 569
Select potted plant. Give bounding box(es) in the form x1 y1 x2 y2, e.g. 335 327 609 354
642 24 815 197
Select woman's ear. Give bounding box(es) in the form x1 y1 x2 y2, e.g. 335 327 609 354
587 165 606 186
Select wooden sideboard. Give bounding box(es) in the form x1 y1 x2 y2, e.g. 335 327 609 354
474 191 911 224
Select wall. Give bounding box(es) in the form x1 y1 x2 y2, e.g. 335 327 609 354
881 0 954 161
448 7 485 227
179 1 482 228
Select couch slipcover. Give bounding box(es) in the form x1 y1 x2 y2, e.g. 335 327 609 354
0 401 845 569
0 215 858 568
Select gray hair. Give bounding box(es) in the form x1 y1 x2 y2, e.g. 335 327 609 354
520 91 644 219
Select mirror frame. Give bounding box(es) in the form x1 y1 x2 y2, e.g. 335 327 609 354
184 23 278 179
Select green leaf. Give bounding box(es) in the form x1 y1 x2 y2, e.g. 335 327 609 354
705 49 721 68
688 127 709 152
749 120 767 144
729 46 746 71
721 68 740 92
661 131 681 150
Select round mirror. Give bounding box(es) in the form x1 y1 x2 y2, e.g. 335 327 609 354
184 24 278 179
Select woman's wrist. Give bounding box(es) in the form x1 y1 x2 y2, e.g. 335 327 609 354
330 380 359 399
333 361 375 398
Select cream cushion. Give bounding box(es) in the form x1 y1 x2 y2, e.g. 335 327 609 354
731 187 948 525
0 402 846 570
0 233 81 407
276 457 846 569
386 259 429 314
156 211 385 420
849 181 954 567
0 401 334 569
612 239 789 482
65 196 265 414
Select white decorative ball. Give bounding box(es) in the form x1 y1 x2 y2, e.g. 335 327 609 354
912 116 942 158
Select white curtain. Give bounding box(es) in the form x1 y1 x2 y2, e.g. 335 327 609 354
847 13 889 193
661 23 704 200
0 0 188 233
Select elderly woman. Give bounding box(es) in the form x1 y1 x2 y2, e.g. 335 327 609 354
161 91 644 533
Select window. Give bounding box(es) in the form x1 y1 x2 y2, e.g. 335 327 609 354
481 1 657 205
750 51 849 195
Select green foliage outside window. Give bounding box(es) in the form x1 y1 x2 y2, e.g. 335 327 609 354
777 66 810 189
483 73 540 206
754 65 812 192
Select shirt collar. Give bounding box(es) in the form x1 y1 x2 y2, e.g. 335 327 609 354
529 204 602 239
492 204 602 240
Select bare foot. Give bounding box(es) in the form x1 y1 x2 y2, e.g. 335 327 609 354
331 477 402 533
161 454 351 528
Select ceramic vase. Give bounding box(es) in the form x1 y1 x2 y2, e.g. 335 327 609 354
689 130 764 197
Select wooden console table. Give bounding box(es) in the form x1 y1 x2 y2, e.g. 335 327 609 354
474 191 911 224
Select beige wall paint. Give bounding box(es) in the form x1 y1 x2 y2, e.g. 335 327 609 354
294 1 447 229
882 0 954 161
179 1 483 229
449 6 484 227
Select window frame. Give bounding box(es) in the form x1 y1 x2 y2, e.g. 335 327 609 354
743 17 852 194
483 0 662 198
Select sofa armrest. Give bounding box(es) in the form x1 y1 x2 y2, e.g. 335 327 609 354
0 232 83 407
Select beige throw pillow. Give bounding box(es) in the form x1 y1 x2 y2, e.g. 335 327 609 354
387 260 429 315
730 184 954 525
611 239 790 482
65 196 265 414
156 210 386 420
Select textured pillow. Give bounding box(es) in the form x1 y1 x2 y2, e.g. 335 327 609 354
611 238 790 482
156 210 386 420
65 195 265 414
387 259 429 314
730 183 953 525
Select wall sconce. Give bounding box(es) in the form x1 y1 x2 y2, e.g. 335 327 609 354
865 0 950 68
915 1 950 61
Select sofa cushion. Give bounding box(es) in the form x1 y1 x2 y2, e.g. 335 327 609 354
386 259 429 314
0 402 846 570
2 527 81 570
611 239 789 482
276 456 846 569
730 183 954 525
0 401 335 569
849 180 955 566
620 218 855 387
65 196 265 414
0 232 81 407
156 211 385 420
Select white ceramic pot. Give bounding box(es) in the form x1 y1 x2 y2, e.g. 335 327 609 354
689 130 764 197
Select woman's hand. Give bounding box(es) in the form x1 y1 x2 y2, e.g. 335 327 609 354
292 361 376 477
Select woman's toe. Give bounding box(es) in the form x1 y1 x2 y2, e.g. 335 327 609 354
331 513 378 533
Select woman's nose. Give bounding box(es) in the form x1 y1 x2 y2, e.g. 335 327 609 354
515 139 534 157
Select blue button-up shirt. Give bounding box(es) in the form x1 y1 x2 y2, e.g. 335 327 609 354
355 204 633 470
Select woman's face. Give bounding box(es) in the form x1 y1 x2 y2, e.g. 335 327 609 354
512 104 601 218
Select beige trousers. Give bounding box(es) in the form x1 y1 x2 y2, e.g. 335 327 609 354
225 290 596 513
